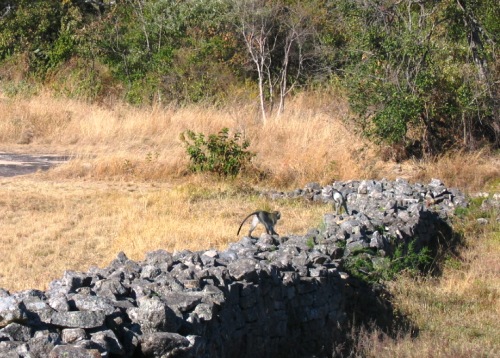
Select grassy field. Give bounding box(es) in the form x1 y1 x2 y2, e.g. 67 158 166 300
0 93 499 356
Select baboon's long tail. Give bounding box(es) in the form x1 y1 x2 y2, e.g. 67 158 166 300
237 212 258 236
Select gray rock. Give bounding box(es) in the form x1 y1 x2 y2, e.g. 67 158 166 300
0 341 28 357
50 311 106 329
90 329 124 356
145 249 174 268
62 328 87 343
28 333 61 357
0 179 469 358
49 345 101 358
93 278 128 299
70 294 116 316
369 231 385 249
127 296 180 333
47 294 70 313
0 323 31 342
0 296 27 327
227 258 260 282
477 218 489 225
345 240 369 255
140 332 190 357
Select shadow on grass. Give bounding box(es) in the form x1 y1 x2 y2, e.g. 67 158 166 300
333 212 467 357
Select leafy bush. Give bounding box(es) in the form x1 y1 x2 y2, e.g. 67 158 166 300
180 128 254 177
386 240 432 279
344 239 432 283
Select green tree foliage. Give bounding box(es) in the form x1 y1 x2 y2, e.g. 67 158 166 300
332 0 499 157
180 128 255 177
0 0 95 73
93 0 237 104
0 0 497 155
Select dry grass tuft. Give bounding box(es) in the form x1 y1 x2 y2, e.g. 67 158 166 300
412 149 500 192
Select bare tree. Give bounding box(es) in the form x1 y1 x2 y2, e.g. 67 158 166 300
234 0 278 122
276 4 314 115
233 0 317 121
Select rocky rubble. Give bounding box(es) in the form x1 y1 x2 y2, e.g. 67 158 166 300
0 179 467 357
265 178 467 256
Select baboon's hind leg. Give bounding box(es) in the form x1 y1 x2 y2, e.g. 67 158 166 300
248 215 259 237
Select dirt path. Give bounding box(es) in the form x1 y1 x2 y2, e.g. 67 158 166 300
0 152 70 177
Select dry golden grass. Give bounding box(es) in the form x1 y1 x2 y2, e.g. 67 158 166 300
412 150 500 193
2 92 497 188
0 91 375 186
0 92 368 291
0 175 327 291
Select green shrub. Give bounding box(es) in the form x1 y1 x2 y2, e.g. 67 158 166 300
344 239 432 283
386 240 432 279
180 128 254 177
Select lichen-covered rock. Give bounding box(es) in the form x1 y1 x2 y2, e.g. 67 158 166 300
50 311 106 329
126 296 181 333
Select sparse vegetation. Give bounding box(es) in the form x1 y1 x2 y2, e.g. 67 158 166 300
180 128 254 177
0 0 497 155
306 236 315 250
0 92 498 357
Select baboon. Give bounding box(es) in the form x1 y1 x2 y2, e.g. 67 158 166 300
237 211 281 237
325 188 349 215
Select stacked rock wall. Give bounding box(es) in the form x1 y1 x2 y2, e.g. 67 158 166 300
0 179 467 357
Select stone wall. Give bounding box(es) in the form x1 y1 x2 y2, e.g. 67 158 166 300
0 179 467 357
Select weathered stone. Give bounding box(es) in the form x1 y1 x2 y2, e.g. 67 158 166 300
122 326 140 356
0 341 28 356
50 311 105 329
71 294 116 316
62 328 87 343
369 231 385 249
190 303 215 322
157 292 202 313
228 258 260 282
61 271 93 293
127 296 180 333
345 240 369 255
0 296 27 327
93 278 128 300
49 345 101 358
141 264 162 280
0 323 31 342
0 179 468 358
47 294 70 313
305 182 322 192
90 329 124 356
28 333 61 357
140 332 190 357
145 249 174 268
